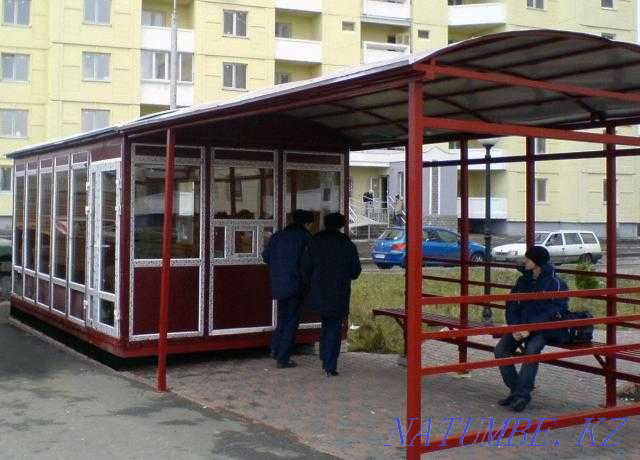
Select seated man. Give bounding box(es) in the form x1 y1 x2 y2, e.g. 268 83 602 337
494 246 568 412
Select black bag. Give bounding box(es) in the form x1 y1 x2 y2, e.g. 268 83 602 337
562 311 594 344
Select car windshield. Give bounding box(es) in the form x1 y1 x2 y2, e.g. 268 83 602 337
517 232 549 244
380 229 404 240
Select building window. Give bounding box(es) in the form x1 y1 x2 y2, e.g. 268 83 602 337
141 51 192 82
223 10 247 37
601 32 616 40
0 166 11 191
448 0 464 5
0 109 27 137
418 30 430 39
81 109 110 132
275 22 292 38
83 52 110 81
275 72 291 85
397 171 404 196
527 0 544 9
342 21 355 31
84 0 111 25
223 62 247 89
601 0 614 8
142 10 165 26
1 53 29 81
449 141 460 150
534 137 546 154
535 178 548 203
3 0 30 25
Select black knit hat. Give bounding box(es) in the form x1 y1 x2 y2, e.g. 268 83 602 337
524 245 550 267
292 209 314 224
324 212 346 230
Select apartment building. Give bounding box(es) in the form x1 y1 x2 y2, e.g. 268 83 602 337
0 0 638 237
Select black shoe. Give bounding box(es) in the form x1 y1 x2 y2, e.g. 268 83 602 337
510 398 529 412
498 395 515 407
277 360 297 369
325 370 339 377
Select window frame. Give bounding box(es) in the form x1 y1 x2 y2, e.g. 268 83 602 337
0 108 28 138
82 52 110 82
1 52 29 81
275 71 292 85
223 10 248 37
222 62 247 90
342 21 355 32
84 0 111 25
141 9 166 27
51 157 70 314
601 0 614 9
526 0 545 10
275 22 292 38
35 160 53 309
535 177 548 203
534 137 546 154
0 165 12 192
3 0 30 26
81 109 110 132
141 50 193 83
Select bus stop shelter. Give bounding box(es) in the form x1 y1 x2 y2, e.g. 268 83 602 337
8 29 640 458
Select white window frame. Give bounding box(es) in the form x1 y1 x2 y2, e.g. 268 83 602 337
3 0 30 26
535 177 548 203
534 137 546 154
142 9 165 27
342 21 355 31
81 109 110 132
275 71 291 85
36 162 53 309
0 165 12 192
141 50 193 82
223 62 247 90
601 0 614 9
223 10 247 37
84 0 111 25
1 53 29 81
0 109 28 138
275 22 292 38
51 157 70 317
527 0 544 10
83 52 110 81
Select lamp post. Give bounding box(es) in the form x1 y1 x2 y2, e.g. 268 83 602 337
480 137 499 323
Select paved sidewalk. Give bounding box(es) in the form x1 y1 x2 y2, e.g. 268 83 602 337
129 335 640 459
0 322 333 460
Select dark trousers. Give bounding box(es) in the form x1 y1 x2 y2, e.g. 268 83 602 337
320 316 343 373
272 296 303 364
494 333 547 402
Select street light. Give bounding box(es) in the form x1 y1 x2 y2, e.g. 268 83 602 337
479 137 499 323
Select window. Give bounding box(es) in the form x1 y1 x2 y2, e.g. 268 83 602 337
285 169 341 234
601 32 616 40
142 10 165 26
141 51 192 82
14 174 24 267
449 141 460 150
546 233 564 247
3 0 30 25
534 137 546 154
38 171 52 275
81 109 110 132
275 72 291 85
213 167 274 220
275 22 291 38
342 21 355 31
0 166 11 191
53 169 68 279
1 53 28 81
83 52 110 81
601 0 614 8
418 30 430 39
448 0 464 5
564 233 582 245
436 229 459 244
134 162 201 259
397 171 404 196
223 62 247 89
602 178 617 203
25 173 37 270
527 0 544 9
84 0 111 24
223 10 247 37
581 232 598 244
70 168 87 284
535 178 547 203
1 109 27 137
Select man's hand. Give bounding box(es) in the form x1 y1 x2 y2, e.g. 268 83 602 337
512 331 530 341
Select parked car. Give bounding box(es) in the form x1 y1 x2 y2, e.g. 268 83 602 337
370 226 486 269
492 230 602 265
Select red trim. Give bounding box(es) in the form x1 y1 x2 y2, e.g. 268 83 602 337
458 139 469 365
605 125 618 407
526 137 535 247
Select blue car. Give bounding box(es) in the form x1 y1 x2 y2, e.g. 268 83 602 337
370 226 486 269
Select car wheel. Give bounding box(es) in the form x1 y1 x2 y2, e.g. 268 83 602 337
579 253 593 264
470 253 484 263
375 263 392 270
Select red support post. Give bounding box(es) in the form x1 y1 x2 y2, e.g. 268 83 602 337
525 137 535 247
406 80 424 460
459 139 469 365
605 125 617 407
156 127 176 392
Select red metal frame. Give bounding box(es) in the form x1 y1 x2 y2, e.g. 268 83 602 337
404 61 640 458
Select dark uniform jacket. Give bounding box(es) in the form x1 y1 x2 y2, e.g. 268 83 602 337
301 229 362 318
262 223 311 300
506 263 569 341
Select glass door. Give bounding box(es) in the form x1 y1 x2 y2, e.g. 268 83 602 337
87 161 120 337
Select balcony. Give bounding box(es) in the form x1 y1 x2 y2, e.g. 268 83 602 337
448 2 506 27
449 148 507 170
363 41 410 64
362 0 411 26
275 0 322 14
275 38 322 64
457 197 508 219
141 25 194 53
140 81 193 107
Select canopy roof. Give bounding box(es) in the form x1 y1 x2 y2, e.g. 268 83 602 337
10 29 640 158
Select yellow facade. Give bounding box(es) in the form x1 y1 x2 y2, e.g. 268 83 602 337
0 0 638 232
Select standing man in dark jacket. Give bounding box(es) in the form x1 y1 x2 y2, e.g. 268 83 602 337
302 213 361 376
262 209 313 368
494 246 569 411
